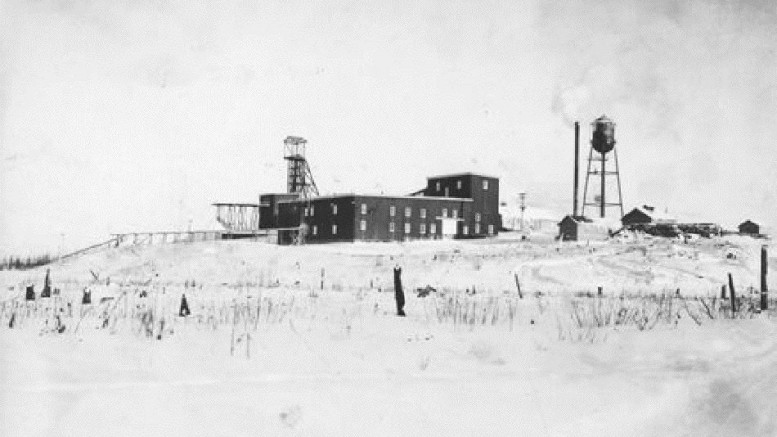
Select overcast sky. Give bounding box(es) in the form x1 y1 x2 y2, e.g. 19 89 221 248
1 0 775 255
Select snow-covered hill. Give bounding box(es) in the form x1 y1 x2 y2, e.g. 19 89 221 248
1 236 775 437
4 235 773 297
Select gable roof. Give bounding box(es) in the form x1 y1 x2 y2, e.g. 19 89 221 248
624 205 677 223
559 215 621 229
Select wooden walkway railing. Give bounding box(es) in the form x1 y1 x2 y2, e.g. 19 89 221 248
52 229 278 264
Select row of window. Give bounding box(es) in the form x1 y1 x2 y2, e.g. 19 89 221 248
305 203 484 222
385 205 458 219
384 222 494 235
385 222 436 234
304 203 345 217
310 222 438 236
308 222 495 237
307 203 465 218
310 222 419 236
360 203 468 220
433 179 489 193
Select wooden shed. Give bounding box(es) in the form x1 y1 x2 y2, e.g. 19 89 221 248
558 215 612 242
738 220 760 235
621 205 677 227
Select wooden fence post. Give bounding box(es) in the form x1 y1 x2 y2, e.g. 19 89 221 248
393 266 405 317
761 245 769 311
728 273 737 315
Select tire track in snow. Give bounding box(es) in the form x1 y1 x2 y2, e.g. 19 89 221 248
5 371 525 393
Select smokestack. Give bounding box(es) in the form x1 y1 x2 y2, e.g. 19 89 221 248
573 121 580 217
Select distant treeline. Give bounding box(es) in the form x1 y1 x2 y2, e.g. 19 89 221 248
0 254 53 271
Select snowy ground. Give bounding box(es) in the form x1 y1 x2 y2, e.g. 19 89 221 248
5 232 773 296
1 235 776 436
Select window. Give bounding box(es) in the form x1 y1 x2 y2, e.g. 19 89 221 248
310 205 315 216
332 224 338 235
361 203 367 215
420 208 426 219
488 224 494 235
444 187 449 197
390 205 396 217
404 223 411 234
475 223 481 234
360 220 367 231
304 207 309 217
405 207 411 218
312 225 318 235
389 222 395 233
452 209 458 219
457 180 462 189
420 223 426 234
475 212 481 222
436 181 441 191
442 208 448 217
332 204 338 215
463 225 469 234
482 180 489 190
430 223 437 234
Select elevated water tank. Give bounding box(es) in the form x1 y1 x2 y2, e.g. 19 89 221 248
591 115 616 154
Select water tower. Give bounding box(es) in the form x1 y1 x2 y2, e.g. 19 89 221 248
582 115 623 218
283 136 319 199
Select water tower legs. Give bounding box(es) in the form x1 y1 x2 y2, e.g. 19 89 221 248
600 151 606 218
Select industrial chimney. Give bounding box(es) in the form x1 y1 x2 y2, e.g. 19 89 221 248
573 121 580 217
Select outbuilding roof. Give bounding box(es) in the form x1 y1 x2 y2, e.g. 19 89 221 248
625 205 677 223
560 215 621 229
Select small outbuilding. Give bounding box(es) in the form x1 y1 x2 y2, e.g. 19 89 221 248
738 220 760 235
558 215 614 242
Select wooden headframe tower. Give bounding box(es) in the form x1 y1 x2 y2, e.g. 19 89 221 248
284 136 319 199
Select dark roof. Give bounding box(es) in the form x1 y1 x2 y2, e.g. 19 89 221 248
558 215 593 225
622 206 677 223
278 193 473 204
426 172 499 180
212 202 261 207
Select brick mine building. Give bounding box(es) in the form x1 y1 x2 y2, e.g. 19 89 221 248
263 172 501 244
